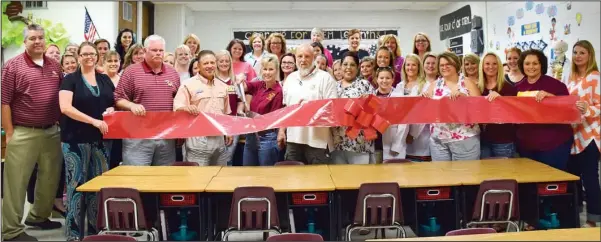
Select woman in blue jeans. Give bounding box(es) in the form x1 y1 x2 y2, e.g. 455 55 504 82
238 54 284 166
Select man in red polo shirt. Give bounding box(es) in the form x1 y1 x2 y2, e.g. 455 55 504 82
114 35 181 166
2 24 63 241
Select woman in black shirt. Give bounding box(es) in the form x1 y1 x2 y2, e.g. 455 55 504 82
58 42 115 240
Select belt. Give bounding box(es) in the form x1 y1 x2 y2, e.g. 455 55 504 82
16 124 55 130
257 129 277 136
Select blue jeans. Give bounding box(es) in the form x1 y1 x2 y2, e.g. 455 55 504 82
480 142 515 159
243 131 279 166
568 141 600 222
518 139 573 171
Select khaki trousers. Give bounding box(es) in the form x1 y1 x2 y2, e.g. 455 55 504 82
2 125 62 240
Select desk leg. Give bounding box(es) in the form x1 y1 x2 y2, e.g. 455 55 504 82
79 192 86 240
328 191 336 241
571 181 580 228
337 192 343 241
207 195 213 241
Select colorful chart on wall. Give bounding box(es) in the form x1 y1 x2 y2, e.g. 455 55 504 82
232 28 398 60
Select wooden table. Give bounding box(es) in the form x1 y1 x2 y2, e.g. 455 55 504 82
102 165 222 177
215 165 331 177
205 173 335 192
367 227 601 241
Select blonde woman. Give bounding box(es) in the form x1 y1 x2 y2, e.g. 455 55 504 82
238 54 284 166
381 34 404 73
121 44 144 71
412 32 432 60
266 33 287 60
244 33 268 74
423 51 481 161
566 40 600 227
103 51 121 87
423 52 439 83
462 53 480 86
174 45 192 80
215 50 242 166
505 47 524 85
400 54 432 161
183 33 201 57
477 52 517 158
163 52 175 66
332 59 343 81
359 56 376 83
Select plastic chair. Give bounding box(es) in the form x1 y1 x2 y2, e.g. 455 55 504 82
222 186 281 241
445 228 496 236
267 233 324 241
466 179 520 232
96 188 159 241
345 183 406 241
170 161 199 166
382 159 411 164
82 234 137 241
274 161 305 166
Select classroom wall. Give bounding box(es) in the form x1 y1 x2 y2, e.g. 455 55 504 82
153 8 441 55
2 1 119 62
434 1 487 55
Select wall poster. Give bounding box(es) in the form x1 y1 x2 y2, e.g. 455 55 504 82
439 4 473 40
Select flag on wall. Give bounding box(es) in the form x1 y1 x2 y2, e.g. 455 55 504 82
84 7 97 42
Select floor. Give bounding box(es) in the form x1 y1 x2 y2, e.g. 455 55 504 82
14 202 595 241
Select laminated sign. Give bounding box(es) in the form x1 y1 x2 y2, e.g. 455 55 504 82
439 5 473 40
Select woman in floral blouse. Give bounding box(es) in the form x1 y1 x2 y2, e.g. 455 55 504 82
332 52 376 164
566 40 600 227
423 51 481 161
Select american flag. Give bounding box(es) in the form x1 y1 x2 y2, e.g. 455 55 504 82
84 8 97 42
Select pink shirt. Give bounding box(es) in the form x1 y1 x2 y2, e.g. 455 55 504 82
233 61 257 82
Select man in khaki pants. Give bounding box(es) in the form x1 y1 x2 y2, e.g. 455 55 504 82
1 24 63 241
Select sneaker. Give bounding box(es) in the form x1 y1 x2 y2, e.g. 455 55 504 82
24 219 62 230
5 232 38 241
582 221 598 228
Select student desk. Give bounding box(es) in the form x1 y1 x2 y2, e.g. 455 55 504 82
76 175 211 241
367 227 601 241
101 165 222 177
452 159 581 231
205 166 337 240
329 164 464 239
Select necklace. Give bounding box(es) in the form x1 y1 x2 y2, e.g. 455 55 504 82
82 74 100 97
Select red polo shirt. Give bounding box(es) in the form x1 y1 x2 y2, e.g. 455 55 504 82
114 61 180 111
1 52 62 126
247 81 283 115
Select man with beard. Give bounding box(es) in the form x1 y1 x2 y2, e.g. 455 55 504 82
277 43 338 164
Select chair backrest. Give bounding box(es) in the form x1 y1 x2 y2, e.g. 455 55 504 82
471 179 520 222
267 233 324 241
97 187 148 231
445 228 497 236
170 161 199 166
383 159 411 164
83 234 137 241
228 186 280 230
274 161 305 166
353 182 403 226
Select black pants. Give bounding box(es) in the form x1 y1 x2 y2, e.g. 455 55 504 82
27 162 65 204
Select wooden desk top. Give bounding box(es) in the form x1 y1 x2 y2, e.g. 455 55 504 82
330 168 463 190
216 165 331 177
102 166 222 177
368 227 600 241
205 173 335 192
76 175 210 193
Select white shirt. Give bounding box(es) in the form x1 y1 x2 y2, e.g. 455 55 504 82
283 67 338 150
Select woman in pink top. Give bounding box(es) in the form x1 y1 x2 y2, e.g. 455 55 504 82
423 52 481 161
381 35 404 74
565 40 600 227
227 39 257 82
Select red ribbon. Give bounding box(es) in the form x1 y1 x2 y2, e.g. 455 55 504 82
343 95 390 141
103 95 581 139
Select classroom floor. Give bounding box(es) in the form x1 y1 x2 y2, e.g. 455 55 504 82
8 200 593 241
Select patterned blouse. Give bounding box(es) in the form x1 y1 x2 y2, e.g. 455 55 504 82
430 76 480 143
567 71 600 154
333 78 376 153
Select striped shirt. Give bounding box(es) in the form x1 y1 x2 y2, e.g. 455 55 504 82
567 71 601 154
1 52 62 126
114 61 181 111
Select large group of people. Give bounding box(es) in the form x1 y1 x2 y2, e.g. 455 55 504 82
1 23 599 241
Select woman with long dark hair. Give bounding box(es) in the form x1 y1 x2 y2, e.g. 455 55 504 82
114 28 135 71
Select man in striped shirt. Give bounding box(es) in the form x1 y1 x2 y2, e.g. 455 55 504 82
1 24 63 241
114 35 181 166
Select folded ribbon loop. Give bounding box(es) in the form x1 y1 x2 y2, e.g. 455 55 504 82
343 95 391 141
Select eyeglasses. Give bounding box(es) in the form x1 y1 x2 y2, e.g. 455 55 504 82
80 53 97 58
282 61 295 65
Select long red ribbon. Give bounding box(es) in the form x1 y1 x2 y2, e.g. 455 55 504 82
103 96 581 139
